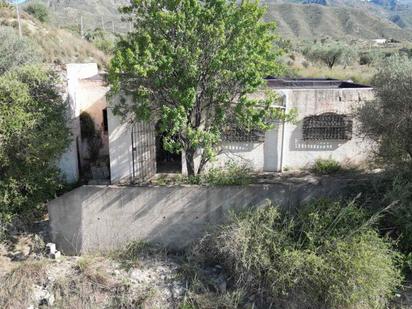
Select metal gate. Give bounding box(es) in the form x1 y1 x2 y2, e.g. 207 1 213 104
131 121 156 183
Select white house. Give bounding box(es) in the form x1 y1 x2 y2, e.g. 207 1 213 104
58 64 374 185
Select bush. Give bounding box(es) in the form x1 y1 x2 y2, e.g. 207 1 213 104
357 55 412 169
303 41 357 69
383 175 412 254
194 200 402 308
0 65 70 223
203 162 253 185
311 158 342 175
0 27 42 75
24 3 49 23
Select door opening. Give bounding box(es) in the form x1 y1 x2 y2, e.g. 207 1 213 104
156 125 182 173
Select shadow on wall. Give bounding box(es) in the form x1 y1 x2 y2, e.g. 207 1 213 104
288 121 348 152
48 178 362 255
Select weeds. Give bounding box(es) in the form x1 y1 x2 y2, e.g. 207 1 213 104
0 260 49 308
189 200 402 308
311 158 342 175
112 241 167 270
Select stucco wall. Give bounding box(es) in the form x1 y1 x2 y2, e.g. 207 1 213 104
58 63 100 183
108 107 134 184
282 88 374 169
48 178 361 255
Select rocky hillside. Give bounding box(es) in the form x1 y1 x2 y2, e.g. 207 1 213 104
265 3 412 41
19 0 412 42
0 5 108 67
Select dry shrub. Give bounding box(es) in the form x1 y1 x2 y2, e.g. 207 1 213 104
0 260 48 309
192 200 402 308
53 256 156 308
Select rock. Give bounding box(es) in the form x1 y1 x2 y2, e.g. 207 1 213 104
50 251 61 260
33 285 55 307
46 243 57 255
129 268 150 283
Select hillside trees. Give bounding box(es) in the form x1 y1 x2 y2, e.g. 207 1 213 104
303 41 357 69
0 27 41 74
358 55 412 168
109 0 294 176
0 66 70 224
24 2 50 23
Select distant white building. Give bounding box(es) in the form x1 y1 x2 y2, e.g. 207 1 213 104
58 65 374 184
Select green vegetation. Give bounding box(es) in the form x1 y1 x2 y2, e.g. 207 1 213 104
303 41 357 69
357 55 412 168
311 158 342 175
0 65 70 230
153 162 253 186
0 27 41 74
24 2 49 23
109 0 295 176
186 200 402 308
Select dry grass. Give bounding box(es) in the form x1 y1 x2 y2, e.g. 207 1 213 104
0 7 108 68
0 260 49 309
284 52 375 85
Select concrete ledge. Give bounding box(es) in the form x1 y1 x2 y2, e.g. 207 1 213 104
48 179 360 255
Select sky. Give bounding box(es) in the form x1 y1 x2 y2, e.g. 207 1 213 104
7 0 28 4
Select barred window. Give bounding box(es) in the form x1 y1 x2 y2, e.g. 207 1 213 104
222 127 265 143
303 113 353 140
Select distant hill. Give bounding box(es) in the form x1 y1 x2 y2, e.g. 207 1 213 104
23 0 129 33
14 0 412 43
265 3 412 41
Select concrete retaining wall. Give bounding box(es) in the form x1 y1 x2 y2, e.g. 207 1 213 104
48 178 359 255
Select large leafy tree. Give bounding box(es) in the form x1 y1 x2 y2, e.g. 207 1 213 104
357 55 412 169
109 0 291 175
0 65 70 222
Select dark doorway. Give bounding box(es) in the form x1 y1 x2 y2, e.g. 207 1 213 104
156 125 182 173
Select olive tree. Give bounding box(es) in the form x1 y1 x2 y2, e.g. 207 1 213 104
109 0 294 176
0 27 41 75
0 65 70 222
303 41 357 69
357 55 412 168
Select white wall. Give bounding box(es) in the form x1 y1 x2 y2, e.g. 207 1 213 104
282 88 374 170
58 63 100 183
107 107 134 184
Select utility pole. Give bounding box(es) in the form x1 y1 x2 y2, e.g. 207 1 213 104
15 0 22 38
111 20 115 33
80 15 84 38
101 16 105 31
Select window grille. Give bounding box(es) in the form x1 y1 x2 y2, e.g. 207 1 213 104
303 113 353 140
222 127 265 143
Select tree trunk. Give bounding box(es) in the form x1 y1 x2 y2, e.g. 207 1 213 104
185 148 196 176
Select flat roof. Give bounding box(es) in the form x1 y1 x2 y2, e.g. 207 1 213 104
266 78 371 89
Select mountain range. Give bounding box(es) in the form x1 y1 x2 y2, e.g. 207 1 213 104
21 0 412 42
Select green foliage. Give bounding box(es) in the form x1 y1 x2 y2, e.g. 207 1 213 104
80 112 96 139
109 0 293 175
24 2 50 23
357 55 412 169
303 41 357 68
0 27 42 75
359 49 384 66
0 65 70 221
194 200 402 308
311 158 342 175
383 174 412 254
84 28 115 54
0 1 10 9
203 162 252 186
154 161 253 186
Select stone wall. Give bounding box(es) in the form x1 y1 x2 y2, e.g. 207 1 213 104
48 177 361 255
